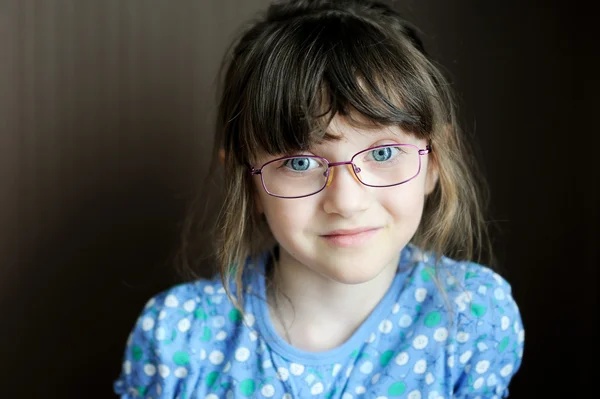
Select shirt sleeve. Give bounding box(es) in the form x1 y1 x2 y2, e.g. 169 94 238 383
113 290 198 399
452 265 525 398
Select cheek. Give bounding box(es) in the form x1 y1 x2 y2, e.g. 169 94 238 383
260 197 316 239
379 183 427 221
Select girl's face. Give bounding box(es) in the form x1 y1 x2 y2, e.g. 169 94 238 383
253 114 439 284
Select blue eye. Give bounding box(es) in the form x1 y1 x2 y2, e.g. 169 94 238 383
371 147 395 162
285 157 313 171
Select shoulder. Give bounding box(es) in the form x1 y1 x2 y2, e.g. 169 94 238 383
415 251 525 398
113 276 244 398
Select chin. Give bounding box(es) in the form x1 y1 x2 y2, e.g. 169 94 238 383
317 258 393 285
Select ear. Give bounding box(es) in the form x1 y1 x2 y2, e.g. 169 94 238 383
218 148 226 164
424 157 439 196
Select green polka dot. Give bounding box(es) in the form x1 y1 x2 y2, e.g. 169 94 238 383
388 381 406 396
424 311 442 327
470 303 487 317
173 351 190 366
137 386 147 396
228 309 242 322
195 308 207 320
350 349 359 358
421 267 434 282
465 271 478 279
200 326 212 341
498 336 510 352
239 379 255 396
131 345 143 361
380 350 394 367
206 371 219 387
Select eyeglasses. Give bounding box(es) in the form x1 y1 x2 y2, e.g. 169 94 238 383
250 143 432 199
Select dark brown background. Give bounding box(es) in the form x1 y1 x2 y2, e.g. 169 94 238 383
0 0 596 397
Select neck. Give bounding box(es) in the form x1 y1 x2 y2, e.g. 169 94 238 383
266 247 400 352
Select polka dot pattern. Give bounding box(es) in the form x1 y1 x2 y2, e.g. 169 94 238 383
114 245 524 398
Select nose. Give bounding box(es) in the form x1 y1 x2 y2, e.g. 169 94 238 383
321 163 370 217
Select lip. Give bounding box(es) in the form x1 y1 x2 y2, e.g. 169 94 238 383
320 226 382 248
322 227 380 236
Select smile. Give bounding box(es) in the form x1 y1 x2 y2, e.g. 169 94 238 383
320 227 382 248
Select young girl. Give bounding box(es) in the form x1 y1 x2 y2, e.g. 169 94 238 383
114 0 524 397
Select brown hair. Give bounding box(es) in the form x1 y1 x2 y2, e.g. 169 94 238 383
177 0 494 313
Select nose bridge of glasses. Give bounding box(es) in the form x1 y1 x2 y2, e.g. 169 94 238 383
325 161 360 187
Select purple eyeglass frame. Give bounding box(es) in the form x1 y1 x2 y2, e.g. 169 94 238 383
250 143 432 199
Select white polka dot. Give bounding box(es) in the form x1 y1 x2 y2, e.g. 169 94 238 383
456 331 470 343
277 367 289 381
501 316 510 331
367 332 376 343
433 328 448 342
205 394 219 399
473 377 484 389
425 372 434 385
487 373 498 386
447 356 455 368
492 273 503 285
165 295 178 308
249 330 258 341
355 386 366 394
414 359 427 374
332 363 342 376
518 330 525 344
476 360 490 374
123 360 131 375
395 352 409 366
345 365 354 377
446 343 455 353
379 319 393 334
178 318 191 333
513 321 520 334
155 327 167 341
174 367 188 378
199 349 206 360
283 394 292 399
215 330 227 341
145 298 156 309
399 314 413 328
460 350 473 364
428 391 440 399
213 316 225 328
127 333 133 346
261 384 275 397
244 313 256 327
204 285 214 294
209 350 224 365
212 296 223 304
142 317 155 331
312 383 324 395
235 347 250 362
360 361 373 374
183 300 196 312
500 363 514 377
372 373 381 384
413 335 429 350
376 397 387 399
262 359 272 369
408 390 422 399
392 303 400 314
158 310 167 320
342 394 353 399
478 285 487 295
290 363 304 376
454 291 473 312
415 288 427 302
144 365 161 380
223 361 231 373
158 364 170 378
494 288 505 300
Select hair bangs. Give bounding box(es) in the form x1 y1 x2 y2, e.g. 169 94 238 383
226 10 437 166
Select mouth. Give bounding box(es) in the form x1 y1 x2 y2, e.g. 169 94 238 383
320 227 382 248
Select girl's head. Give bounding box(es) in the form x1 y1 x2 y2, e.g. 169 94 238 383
184 0 492 302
